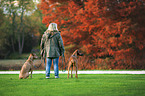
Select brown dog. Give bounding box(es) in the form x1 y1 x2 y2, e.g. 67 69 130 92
67 49 83 79
19 53 38 79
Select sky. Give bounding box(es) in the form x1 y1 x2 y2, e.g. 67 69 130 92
1 0 40 15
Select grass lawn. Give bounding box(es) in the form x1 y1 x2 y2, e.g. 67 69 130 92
0 74 145 96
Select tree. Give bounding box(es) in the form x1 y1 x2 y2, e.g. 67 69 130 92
0 9 11 58
39 0 145 69
1 0 36 54
22 8 47 53
0 0 47 59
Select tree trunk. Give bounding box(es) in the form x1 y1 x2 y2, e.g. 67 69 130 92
11 12 17 53
18 6 25 55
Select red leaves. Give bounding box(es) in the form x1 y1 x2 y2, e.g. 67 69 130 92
39 0 145 69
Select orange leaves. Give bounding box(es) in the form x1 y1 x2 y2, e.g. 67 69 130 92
88 25 96 34
84 44 93 54
39 0 145 69
116 1 141 18
138 44 144 50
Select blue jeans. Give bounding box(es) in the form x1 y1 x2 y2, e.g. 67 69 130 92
46 57 59 77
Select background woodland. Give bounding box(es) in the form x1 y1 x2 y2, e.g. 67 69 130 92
0 0 145 69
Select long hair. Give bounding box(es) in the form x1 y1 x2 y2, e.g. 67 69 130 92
47 23 58 31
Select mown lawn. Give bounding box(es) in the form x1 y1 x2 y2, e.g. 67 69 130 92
0 74 145 96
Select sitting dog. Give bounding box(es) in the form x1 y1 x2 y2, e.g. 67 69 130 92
67 49 83 79
19 53 38 79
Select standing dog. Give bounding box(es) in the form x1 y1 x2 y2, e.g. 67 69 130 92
67 49 83 79
19 53 38 79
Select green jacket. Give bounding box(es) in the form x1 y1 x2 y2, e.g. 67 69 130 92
40 30 65 58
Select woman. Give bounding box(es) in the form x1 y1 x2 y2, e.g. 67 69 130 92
40 23 65 78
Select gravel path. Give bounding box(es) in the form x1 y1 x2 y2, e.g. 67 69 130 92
0 70 145 74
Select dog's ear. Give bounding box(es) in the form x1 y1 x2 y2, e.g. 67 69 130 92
31 53 38 59
31 53 34 56
31 53 36 56
77 50 84 56
77 49 81 54
29 53 34 58
28 53 34 60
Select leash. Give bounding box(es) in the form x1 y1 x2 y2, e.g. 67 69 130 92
34 57 46 69
62 55 67 72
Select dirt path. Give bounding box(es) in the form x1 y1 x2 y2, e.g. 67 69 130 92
0 70 145 74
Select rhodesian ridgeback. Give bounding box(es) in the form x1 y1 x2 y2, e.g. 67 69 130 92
67 49 83 79
19 53 38 79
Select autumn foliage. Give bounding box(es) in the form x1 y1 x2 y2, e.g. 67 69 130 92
38 0 145 69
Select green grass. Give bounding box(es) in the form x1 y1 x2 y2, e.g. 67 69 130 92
0 74 145 96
